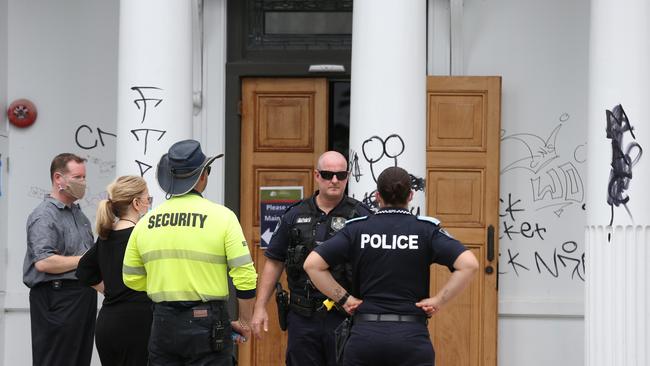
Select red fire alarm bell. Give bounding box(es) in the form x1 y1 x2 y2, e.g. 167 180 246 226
7 99 38 128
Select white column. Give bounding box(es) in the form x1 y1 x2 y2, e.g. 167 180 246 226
116 0 193 200
348 0 427 214
586 1 650 365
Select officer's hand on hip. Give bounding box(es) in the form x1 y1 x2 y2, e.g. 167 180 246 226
415 296 442 317
342 295 362 315
251 307 268 339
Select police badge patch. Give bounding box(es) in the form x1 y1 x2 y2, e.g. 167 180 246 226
331 217 346 232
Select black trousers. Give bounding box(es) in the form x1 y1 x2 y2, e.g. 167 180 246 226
29 280 97 366
343 321 434 366
96 302 153 366
286 309 346 366
149 301 233 366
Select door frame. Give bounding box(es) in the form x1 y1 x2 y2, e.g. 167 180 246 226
224 66 350 214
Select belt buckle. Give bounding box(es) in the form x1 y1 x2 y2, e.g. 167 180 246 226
52 280 62 289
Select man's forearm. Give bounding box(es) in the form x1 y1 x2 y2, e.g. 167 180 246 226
34 254 81 274
254 258 284 309
237 297 256 324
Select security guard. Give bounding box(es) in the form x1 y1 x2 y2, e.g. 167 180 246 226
123 139 257 366
304 166 479 366
251 151 372 366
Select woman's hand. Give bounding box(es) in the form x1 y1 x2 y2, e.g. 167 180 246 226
415 296 442 317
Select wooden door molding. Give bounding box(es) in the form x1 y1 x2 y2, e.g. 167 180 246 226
426 76 501 366
239 78 328 366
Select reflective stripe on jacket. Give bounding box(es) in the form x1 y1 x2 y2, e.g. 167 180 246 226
123 193 256 302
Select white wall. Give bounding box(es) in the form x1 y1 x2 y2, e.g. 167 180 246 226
0 0 9 359
193 0 228 203
3 1 119 365
500 316 584 365
461 0 590 365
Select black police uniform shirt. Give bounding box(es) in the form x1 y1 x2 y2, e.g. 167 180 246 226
314 207 467 316
265 191 372 297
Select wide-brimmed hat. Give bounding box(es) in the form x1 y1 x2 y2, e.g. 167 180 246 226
156 139 223 196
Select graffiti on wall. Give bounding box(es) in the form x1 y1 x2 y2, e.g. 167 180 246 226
499 191 586 281
350 133 425 214
501 119 585 217
499 113 586 281
605 104 642 240
128 86 167 177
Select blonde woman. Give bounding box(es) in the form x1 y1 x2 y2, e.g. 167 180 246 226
76 176 153 366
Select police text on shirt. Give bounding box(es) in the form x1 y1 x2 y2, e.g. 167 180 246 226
360 234 419 250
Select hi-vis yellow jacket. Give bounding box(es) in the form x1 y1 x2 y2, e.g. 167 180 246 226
123 192 257 302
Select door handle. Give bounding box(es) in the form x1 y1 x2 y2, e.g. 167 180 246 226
487 224 495 261
485 225 495 274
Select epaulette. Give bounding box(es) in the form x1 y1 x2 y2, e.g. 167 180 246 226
345 196 374 216
345 216 368 225
416 215 441 226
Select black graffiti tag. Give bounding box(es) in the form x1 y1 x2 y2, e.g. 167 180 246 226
131 128 167 155
135 160 153 177
605 104 642 234
534 241 585 281
75 124 116 150
505 249 530 276
361 134 405 183
350 150 362 183
131 86 163 124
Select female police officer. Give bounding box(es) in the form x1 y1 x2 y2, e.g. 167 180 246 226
304 166 479 366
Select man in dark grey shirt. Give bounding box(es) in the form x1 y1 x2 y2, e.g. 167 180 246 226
23 153 97 366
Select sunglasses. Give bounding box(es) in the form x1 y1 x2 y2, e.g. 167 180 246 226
319 170 349 181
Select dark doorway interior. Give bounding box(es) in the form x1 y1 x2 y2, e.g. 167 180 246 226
328 80 351 159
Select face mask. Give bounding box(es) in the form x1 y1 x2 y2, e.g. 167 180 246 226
136 197 152 218
138 205 149 219
60 177 86 200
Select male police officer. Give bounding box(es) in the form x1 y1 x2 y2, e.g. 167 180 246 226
304 167 479 366
251 151 372 366
123 139 257 365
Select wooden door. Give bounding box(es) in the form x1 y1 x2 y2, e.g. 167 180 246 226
426 76 501 366
239 78 329 366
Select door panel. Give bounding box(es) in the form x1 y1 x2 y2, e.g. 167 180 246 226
432 246 482 366
239 78 328 366
427 168 484 226
426 76 500 366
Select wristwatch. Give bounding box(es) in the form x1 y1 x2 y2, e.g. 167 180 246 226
337 292 350 306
